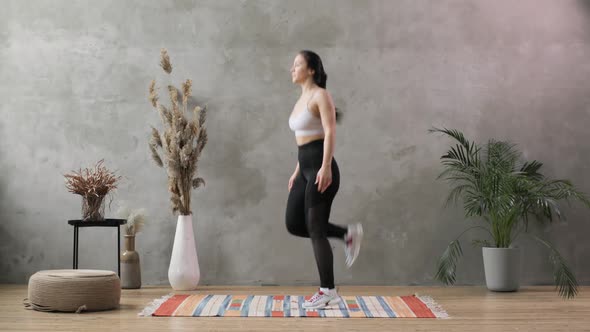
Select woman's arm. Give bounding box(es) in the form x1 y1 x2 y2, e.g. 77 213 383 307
314 89 337 193
317 89 337 168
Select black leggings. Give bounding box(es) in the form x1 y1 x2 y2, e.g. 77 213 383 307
285 139 347 289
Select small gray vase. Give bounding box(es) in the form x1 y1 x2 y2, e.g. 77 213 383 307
121 235 141 289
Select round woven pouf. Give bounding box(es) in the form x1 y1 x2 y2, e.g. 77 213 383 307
25 269 120 313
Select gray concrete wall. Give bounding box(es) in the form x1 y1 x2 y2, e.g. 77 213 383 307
1 0 590 286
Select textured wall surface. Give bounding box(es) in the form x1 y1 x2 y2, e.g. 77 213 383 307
1 0 590 286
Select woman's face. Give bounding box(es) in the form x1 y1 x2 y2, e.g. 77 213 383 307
291 54 313 84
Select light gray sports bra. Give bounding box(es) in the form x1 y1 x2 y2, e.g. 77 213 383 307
289 92 325 137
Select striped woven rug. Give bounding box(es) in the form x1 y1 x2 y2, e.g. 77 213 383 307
140 294 449 318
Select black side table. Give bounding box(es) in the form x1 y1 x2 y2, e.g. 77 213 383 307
68 219 127 277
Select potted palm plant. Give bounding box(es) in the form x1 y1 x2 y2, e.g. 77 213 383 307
429 127 589 299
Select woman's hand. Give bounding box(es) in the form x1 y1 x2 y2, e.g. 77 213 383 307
315 165 332 193
288 171 298 192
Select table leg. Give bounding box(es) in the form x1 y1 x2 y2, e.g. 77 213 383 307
72 225 76 269
74 226 79 269
117 225 121 277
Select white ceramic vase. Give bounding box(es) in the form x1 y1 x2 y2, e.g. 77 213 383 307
168 214 200 290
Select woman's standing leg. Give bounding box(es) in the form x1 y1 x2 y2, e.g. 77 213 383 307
304 161 341 290
301 161 345 309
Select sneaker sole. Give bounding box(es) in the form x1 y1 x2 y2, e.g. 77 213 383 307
347 223 363 267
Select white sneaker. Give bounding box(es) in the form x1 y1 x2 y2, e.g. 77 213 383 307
302 288 341 310
345 223 363 268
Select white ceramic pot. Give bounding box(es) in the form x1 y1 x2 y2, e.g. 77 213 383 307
168 214 200 290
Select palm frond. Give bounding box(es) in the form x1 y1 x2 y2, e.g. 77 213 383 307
429 127 471 150
435 240 463 285
434 225 494 285
543 180 590 206
531 235 578 299
484 140 520 171
521 179 590 224
430 127 481 168
444 184 475 208
520 160 544 180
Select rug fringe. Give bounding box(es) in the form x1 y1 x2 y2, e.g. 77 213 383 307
138 293 174 317
414 293 450 319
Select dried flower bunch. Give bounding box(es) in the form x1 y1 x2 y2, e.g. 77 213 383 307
64 159 121 221
117 205 147 236
148 49 208 216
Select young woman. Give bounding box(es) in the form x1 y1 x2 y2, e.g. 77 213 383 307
285 50 363 309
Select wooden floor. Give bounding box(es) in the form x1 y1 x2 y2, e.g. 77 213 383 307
1 285 589 331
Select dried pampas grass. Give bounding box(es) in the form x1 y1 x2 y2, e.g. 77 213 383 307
64 160 122 221
148 48 208 216
160 49 172 74
117 205 147 236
